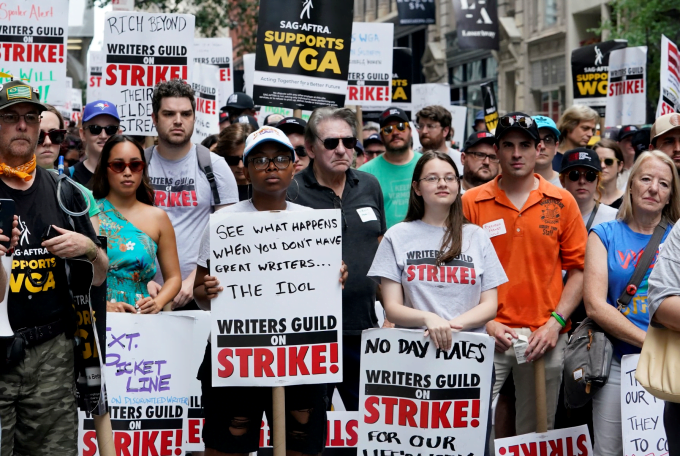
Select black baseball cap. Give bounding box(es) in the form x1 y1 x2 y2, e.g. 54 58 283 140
560 147 602 173
495 111 540 143
618 125 639 141
219 111 229 124
275 117 307 136
632 127 651 158
0 80 45 112
379 107 409 128
364 133 383 146
355 141 365 155
463 131 496 152
236 114 259 130
223 92 254 111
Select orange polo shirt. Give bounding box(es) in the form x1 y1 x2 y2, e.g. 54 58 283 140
462 174 587 331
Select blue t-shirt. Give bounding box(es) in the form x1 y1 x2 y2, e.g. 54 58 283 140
591 219 672 359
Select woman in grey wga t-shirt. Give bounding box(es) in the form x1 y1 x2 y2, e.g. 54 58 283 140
368 150 508 351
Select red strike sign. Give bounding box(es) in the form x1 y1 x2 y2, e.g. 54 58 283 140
497 434 591 456
0 43 64 63
82 429 183 456
608 79 644 96
219 67 231 82
347 85 390 102
187 418 204 446
106 65 188 87
196 97 216 115
216 343 339 378
364 398 482 429
89 76 102 88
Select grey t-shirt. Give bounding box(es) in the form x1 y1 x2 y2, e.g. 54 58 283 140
648 222 680 328
448 148 463 176
548 174 563 188
148 145 239 282
582 203 618 230
368 220 508 332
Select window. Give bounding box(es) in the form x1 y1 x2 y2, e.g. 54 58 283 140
531 57 565 87
544 0 558 27
467 60 484 82
451 66 465 85
538 89 564 121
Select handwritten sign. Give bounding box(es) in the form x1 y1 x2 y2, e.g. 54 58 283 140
191 63 219 143
495 425 593 456
101 11 195 135
194 37 234 110
346 22 393 106
621 354 668 456
605 46 647 127
411 84 451 119
358 328 494 456
0 0 69 105
87 50 105 103
209 209 343 387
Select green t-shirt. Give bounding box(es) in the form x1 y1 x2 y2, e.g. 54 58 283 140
360 152 422 228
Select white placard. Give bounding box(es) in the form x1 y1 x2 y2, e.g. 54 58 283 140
621 354 668 456
194 37 234 110
112 0 135 12
191 63 220 144
495 425 593 456
358 328 494 456
244 53 255 97
70 87 82 124
411 83 452 120
101 12 195 135
605 46 647 127
656 35 680 117
87 50 106 103
449 105 467 149
209 209 343 387
346 22 394 107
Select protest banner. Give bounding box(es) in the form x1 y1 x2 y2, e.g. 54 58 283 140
252 0 354 110
194 37 234 109
101 11 195 135
79 313 194 456
605 46 647 127
364 47 413 121
358 328 494 456
259 106 312 125
571 40 628 117
70 87 83 124
495 425 593 456
88 50 106 103
0 0 69 105
190 63 220 144
621 354 668 456
396 0 436 25
656 35 680 117
481 81 498 133
449 105 467 149
346 22 393 107
411 83 451 119
244 53 255 97
209 209 343 387
452 0 499 51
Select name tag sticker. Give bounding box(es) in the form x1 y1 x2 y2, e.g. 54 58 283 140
483 219 506 237
357 207 378 222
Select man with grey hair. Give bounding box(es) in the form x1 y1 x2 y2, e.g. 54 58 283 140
288 107 386 411
362 121 380 140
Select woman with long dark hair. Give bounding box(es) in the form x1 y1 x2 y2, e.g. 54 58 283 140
91 135 181 313
368 150 507 350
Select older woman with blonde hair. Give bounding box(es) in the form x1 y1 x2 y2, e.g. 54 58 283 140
584 150 680 456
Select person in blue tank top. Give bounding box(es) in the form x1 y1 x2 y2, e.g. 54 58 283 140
91 135 182 313
584 150 680 456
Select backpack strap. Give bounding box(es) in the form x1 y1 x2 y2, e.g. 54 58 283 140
144 146 154 166
195 144 221 206
585 202 600 232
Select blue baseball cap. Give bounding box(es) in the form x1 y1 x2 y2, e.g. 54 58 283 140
533 115 560 139
244 126 295 161
82 100 120 123
475 110 485 121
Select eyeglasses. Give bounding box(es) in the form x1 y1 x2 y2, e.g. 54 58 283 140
600 158 618 167
294 146 308 158
248 155 292 170
107 160 145 173
415 122 441 131
316 136 357 150
38 129 66 146
381 122 409 135
540 136 556 146
225 155 243 166
567 169 598 183
0 113 40 124
499 115 534 129
466 151 499 163
85 124 119 136
419 175 459 185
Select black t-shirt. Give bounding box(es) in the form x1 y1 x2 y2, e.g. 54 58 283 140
0 168 100 330
288 166 387 334
70 161 94 188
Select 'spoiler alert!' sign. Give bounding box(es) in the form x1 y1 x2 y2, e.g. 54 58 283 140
101 12 195 135
210 209 343 387
253 0 354 110
358 329 494 456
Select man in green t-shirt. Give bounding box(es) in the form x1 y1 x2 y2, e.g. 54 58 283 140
360 107 422 228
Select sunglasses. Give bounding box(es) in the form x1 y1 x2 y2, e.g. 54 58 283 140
381 122 409 135
85 125 119 136
317 136 357 151
600 158 618 167
294 146 308 158
567 169 598 183
499 116 534 129
38 129 66 146
225 155 243 166
107 160 145 173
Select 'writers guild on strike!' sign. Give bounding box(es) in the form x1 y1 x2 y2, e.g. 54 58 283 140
209 209 344 387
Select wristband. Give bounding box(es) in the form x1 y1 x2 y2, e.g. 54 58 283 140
551 311 566 328
87 242 99 263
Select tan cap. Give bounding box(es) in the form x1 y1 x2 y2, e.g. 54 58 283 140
651 113 680 145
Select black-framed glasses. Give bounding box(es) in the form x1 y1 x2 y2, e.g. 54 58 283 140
418 175 458 185
248 155 292 170
499 115 534 129
540 136 556 146
85 124 118 136
600 158 618 167
38 129 66 145
381 122 409 135
316 136 357 151
108 160 145 173
466 151 499 163
567 169 598 183
294 146 308 158
225 155 243 166
0 113 40 124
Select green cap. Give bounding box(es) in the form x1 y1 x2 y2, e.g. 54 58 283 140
0 80 46 112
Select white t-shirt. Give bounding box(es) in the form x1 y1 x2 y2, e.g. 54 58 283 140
368 221 508 332
617 167 632 191
583 203 618 230
448 148 463 176
147 145 239 282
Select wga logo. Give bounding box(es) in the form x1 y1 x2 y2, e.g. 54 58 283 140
300 0 313 19
594 46 603 66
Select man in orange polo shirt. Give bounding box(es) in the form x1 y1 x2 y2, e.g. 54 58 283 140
462 112 587 435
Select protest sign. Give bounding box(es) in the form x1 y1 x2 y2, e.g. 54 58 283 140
70 87 83 124
358 328 494 456
259 106 312 124
481 81 498 133
346 23 393 107
190 63 220 144
396 0 435 25
605 46 647 127
495 425 593 456
364 47 413 121
88 50 106 103
621 354 668 456
244 53 255 96
452 0 499 51
112 0 135 11
449 105 467 149
101 11 195 135
253 0 354 110
411 83 451 120
0 0 69 105
656 35 680 117
194 37 234 109
209 209 343 387
79 313 194 456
